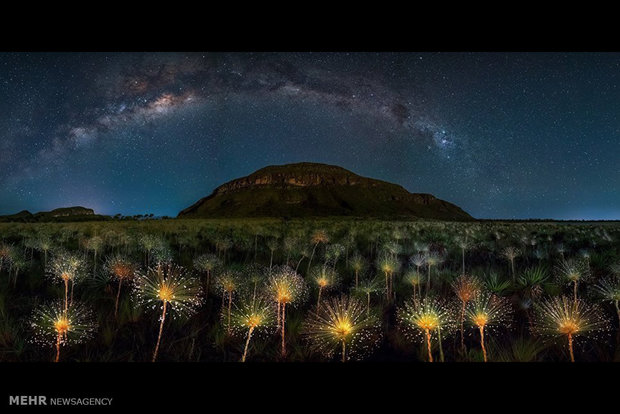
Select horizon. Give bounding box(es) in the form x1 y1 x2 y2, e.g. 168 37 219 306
1 52 618 220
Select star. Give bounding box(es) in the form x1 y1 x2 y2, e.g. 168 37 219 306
0 52 617 219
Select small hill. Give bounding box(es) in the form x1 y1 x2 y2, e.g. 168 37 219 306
0 210 34 221
0 206 107 223
40 206 94 218
178 162 473 220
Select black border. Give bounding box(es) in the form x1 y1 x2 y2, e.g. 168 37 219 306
2 362 618 409
1 12 618 410
2 9 618 52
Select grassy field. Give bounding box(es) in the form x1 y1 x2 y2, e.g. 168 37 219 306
0 218 618 362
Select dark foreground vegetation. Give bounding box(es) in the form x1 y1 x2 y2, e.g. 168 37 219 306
0 218 618 362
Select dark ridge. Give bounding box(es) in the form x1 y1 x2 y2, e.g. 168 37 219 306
178 162 473 220
0 206 106 223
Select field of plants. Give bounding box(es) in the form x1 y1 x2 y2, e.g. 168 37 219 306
0 218 618 362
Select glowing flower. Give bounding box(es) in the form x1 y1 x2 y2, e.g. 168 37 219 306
30 301 97 362
266 266 308 357
465 292 512 362
193 253 221 300
304 295 381 362
349 253 366 288
501 246 521 280
47 251 86 312
310 265 339 309
376 254 400 301
230 296 276 362
215 270 242 334
307 229 329 274
403 269 424 300
398 297 455 362
591 276 620 324
423 251 444 295
451 274 482 352
133 263 202 361
103 254 137 318
532 296 610 362
352 276 384 316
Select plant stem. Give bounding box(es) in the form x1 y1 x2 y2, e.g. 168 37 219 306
479 326 487 362
438 326 445 362
426 265 432 297
70 279 76 307
295 256 304 273
425 328 433 362
152 301 167 362
573 280 578 305
227 291 232 335
55 332 61 363
205 269 211 301
341 340 346 363
281 303 287 358
460 301 466 352
188 337 195 360
568 333 574 362
307 242 319 275
270 250 274 271
64 279 69 312
242 326 255 362
114 279 123 319
615 301 620 343
384 271 389 301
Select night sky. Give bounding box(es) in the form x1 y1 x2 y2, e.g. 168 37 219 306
0 52 618 220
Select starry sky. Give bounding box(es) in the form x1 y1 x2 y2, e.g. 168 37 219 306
0 52 618 220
